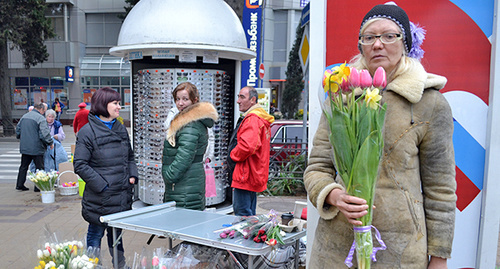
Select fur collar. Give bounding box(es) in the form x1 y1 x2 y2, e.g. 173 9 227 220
167 102 218 146
387 62 447 104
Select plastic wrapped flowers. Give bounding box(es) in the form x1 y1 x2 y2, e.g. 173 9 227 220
216 210 286 246
34 240 99 269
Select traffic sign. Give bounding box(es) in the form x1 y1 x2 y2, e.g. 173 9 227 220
301 2 310 27
298 27 309 75
259 63 265 79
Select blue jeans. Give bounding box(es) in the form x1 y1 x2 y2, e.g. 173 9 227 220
233 188 257 216
87 223 126 268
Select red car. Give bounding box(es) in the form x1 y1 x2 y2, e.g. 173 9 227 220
268 120 308 185
269 120 308 162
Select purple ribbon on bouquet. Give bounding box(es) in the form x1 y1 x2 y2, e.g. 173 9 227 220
344 225 387 267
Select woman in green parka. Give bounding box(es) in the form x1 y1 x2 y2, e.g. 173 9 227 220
162 82 218 210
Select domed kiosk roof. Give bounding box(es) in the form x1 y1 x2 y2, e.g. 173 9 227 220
109 0 255 61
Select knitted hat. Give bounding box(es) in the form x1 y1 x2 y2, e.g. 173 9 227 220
78 102 87 108
359 3 412 54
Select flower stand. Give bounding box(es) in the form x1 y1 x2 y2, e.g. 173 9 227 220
41 190 56 203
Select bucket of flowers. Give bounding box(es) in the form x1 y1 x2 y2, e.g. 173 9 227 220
28 170 59 203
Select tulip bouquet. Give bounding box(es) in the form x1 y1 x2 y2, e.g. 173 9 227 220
28 170 58 192
216 210 286 247
34 240 99 269
321 63 387 268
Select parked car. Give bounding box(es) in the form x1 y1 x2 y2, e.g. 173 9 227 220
267 120 308 194
270 120 308 151
269 120 308 170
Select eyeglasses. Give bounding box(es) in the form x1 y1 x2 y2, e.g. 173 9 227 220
358 33 402 45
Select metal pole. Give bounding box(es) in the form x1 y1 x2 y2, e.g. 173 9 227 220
302 64 308 150
477 0 500 267
112 227 119 269
248 255 254 269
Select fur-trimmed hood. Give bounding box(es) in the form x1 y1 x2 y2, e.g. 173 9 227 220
387 62 447 103
166 102 218 146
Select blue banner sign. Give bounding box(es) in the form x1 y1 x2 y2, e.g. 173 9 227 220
241 0 262 88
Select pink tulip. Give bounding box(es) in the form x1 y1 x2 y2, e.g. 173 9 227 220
349 68 360 89
359 69 372 88
152 256 159 266
373 66 387 89
340 77 350 91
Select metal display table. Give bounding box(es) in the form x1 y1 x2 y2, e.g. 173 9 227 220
101 202 306 269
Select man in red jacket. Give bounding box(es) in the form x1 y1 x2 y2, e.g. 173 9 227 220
229 86 274 216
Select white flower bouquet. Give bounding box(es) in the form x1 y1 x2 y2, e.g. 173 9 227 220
28 170 58 192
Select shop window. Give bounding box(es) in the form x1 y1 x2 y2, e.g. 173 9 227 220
82 76 99 86
30 77 50 86
121 76 130 86
51 77 65 86
16 77 29 86
101 77 120 86
11 76 68 109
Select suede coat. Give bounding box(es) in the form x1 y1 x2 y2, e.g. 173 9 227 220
304 63 456 269
162 102 218 210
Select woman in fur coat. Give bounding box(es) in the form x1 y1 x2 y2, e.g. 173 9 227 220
304 4 456 269
162 82 218 210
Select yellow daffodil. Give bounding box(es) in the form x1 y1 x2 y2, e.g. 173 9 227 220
323 62 351 94
335 62 351 80
365 87 382 109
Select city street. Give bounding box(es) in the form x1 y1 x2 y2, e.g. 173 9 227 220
0 125 306 268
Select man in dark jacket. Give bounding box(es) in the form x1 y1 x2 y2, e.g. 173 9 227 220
16 102 54 191
229 86 274 216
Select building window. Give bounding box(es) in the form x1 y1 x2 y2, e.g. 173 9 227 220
86 13 123 47
45 3 68 41
80 56 131 107
11 76 68 110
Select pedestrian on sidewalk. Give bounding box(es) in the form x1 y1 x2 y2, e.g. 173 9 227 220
52 98 65 121
29 109 68 172
228 86 274 216
46 109 66 142
15 102 54 191
73 102 90 135
74 87 138 269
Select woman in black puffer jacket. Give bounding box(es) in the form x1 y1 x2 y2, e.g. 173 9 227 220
74 87 138 268
162 82 218 210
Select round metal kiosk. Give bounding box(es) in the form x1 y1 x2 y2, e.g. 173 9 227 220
110 0 255 207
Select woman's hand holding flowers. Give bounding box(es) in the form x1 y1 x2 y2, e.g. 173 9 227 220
327 188 368 225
